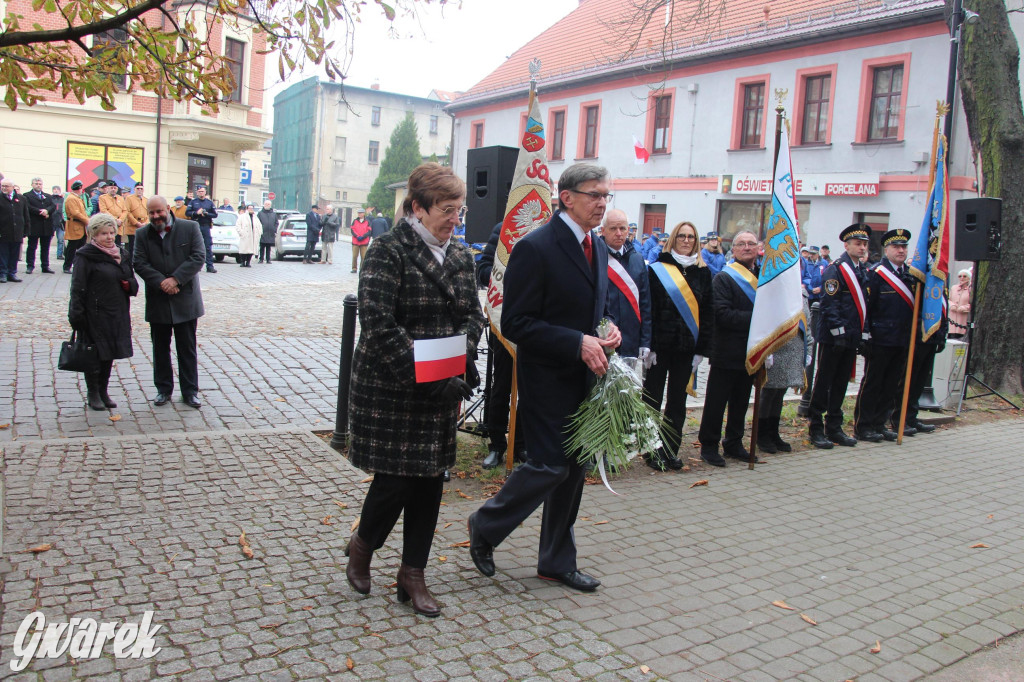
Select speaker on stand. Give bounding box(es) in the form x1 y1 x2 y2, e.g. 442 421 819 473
465 146 518 245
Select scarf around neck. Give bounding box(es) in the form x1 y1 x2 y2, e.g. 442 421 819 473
670 251 698 268
95 242 122 263
408 215 449 266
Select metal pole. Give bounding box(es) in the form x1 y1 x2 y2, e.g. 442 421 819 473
330 294 358 451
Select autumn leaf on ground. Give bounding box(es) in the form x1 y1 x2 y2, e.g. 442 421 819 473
321 515 333 526
438 556 447 562
239 532 254 559
870 641 882 654
771 600 795 611
346 657 355 670
443 522 452 528
640 665 651 674
20 543 52 554
275 397 286 402
970 543 989 548
0 423 10 429
682 465 691 472
260 623 282 630
689 479 709 488
456 490 473 500
109 414 121 422
449 540 471 548
594 520 609 525
987 514 994 519
580 517 590 521
800 613 818 625
334 501 348 510
361 477 373 483
350 519 360 532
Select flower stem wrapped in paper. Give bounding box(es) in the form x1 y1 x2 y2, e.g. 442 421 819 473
565 319 669 494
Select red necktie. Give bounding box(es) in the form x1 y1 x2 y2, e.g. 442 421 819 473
582 233 593 267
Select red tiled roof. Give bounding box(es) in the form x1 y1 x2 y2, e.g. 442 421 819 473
455 0 942 104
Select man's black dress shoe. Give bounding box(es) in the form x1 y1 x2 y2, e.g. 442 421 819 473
662 454 684 470
897 424 916 436
153 392 170 406
41 267 54 274
537 570 601 592
911 420 936 433
482 449 501 470
700 450 727 467
25 267 33 274
645 454 665 471
855 429 884 443
7 275 22 282
183 394 201 408
827 430 858 447
467 513 495 577
206 265 217 273
724 446 759 463
809 431 834 449
880 428 898 442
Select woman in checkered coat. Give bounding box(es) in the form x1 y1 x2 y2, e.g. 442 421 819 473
345 163 485 618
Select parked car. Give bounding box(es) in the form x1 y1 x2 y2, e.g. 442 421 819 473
211 210 241 263
274 215 320 261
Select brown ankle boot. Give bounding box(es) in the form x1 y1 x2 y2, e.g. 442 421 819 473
396 564 440 617
344 533 372 594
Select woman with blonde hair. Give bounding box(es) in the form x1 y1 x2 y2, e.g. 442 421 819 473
68 213 139 410
949 269 971 339
642 220 714 469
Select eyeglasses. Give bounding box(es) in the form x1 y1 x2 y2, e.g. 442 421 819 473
676 234 696 241
433 205 469 219
569 189 614 201
733 241 758 248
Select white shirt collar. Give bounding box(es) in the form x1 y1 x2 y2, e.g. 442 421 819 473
559 212 588 245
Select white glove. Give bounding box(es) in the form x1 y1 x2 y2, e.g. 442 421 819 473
691 354 704 373
765 354 775 369
644 350 657 369
638 347 650 364
806 353 813 367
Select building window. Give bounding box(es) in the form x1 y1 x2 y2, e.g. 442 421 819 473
368 140 379 164
868 65 903 141
471 121 484 149
550 109 566 160
430 115 439 134
717 200 812 245
224 38 245 103
741 83 765 148
581 104 600 159
336 190 341 200
856 212 889 262
801 75 831 145
343 191 348 200
652 95 672 153
240 159 248 169
262 191 270 203
238 189 247 206
371 106 381 126
337 103 348 122
262 162 271 180
93 29 128 89
334 136 346 162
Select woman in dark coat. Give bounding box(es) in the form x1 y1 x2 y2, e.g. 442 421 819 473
345 163 485 617
642 220 714 469
68 213 139 410
256 200 278 263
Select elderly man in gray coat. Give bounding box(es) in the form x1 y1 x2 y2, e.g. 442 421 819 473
133 196 207 408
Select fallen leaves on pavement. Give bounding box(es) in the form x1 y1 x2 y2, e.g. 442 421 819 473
239 532 254 559
20 544 52 554
689 479 709 488
771 600 795 611
870 641 882 654
800 613 818 626
970 543 990 548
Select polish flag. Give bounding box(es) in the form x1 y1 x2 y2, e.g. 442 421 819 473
414 334 467 383
633 136 650 165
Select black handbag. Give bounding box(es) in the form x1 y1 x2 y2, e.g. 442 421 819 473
58 330 99 373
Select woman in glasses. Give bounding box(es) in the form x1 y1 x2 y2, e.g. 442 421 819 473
344 163 485 617
948 269 971 340
642 220 714 470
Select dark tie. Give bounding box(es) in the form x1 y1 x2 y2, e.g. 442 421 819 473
582 233 593 267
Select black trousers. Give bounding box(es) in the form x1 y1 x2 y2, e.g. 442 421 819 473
115 234 135 264
487 335 522 452
698 366 754 451
642 350 694 457
890 344 937 427
800 303 821 405
25 234 52 269
199 225 214 268
854 344 908 432
303 238 318 261
473 460 586 574
809 344 858 432
259 244 272 261
64 238 85 271
759 386 787 418
357 473 444 569
150 319 199 396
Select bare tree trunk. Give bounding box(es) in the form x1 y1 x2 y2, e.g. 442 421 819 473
956 0 1024 394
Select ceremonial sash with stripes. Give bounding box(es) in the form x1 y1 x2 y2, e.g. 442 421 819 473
838 261 867 331
650 262 701 397
875 265 914 309
723 262 758 303
607 256 641 321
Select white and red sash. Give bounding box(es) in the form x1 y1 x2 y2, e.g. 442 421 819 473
607 256 641 321
838 261 867 331
875 265 914 309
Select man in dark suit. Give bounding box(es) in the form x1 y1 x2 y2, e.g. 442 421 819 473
0 178 29 282
303 204 321 264
134 196 207 409
185 185 218 273
25 177 56 273
468 163 621 592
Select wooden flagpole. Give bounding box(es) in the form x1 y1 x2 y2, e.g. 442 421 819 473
506 356 518 474
897 105 943 445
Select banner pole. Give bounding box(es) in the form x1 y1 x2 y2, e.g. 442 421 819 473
898 283 923 445
506 360 518 474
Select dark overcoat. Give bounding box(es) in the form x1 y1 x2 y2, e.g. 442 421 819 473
865 259 916 348
257 209 278 245
818 251 870 348
25 190 56 238
133 216 206 324
348 219 485 477
68 244 139 361
501 213 610 467
647 251 714 357
602 238 651 357
0 191 29 242
709 262 758 371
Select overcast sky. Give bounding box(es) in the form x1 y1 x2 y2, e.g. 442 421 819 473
264 0 580 107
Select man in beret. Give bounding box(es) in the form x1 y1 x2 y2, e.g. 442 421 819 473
807 224 871 449
62 181 89 272
98 181 126 231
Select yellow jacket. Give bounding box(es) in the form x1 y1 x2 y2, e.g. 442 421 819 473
123 194 148 236
64 193 88 241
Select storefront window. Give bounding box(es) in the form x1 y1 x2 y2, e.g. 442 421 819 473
716 200 812 250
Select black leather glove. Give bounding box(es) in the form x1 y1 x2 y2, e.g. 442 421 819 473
465 356 480 389
858 341 871 358
431 377 473 402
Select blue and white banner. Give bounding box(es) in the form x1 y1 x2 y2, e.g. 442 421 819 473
746 125 806 374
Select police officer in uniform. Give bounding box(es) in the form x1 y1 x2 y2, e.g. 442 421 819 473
853 229 916 442
808 224 871 449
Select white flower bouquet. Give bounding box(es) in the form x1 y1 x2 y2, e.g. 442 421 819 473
565 320 669 493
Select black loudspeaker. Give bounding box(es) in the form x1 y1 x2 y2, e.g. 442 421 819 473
955 198 1002 261
465 146 518 244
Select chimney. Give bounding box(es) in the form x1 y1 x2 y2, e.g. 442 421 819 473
370 80 380 91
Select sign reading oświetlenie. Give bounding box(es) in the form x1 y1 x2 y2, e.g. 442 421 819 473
720 173 880 197
10 611 162 672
